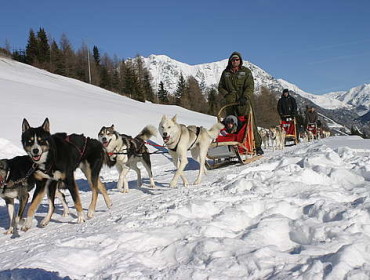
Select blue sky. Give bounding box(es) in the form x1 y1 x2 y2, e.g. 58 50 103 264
1 0 369 94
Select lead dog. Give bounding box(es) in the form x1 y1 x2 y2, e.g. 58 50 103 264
98 125 157 192
0 156 69 234
159 115 224 187
21 118 112 230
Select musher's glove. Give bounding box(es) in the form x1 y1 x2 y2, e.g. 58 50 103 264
238 96 247 106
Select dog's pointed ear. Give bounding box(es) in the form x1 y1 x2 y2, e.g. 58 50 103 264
22 118 30 133
172 115 177 122
111 124 114 129
42 118 50 132
161 115 167 122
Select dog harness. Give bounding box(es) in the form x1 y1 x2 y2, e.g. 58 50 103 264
64 135 88 162
168 126 201 152
107 136 147 157
0 163 37 192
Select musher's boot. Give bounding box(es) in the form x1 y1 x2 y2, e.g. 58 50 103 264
256 147 264 156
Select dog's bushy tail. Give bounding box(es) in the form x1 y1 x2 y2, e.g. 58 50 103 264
136 125 158 141
207 122 224 139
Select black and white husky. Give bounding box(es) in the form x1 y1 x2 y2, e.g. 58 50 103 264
21 118 112 231
158 115 224 188
98 125 157 192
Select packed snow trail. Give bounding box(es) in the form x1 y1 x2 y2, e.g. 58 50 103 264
0 137 369 280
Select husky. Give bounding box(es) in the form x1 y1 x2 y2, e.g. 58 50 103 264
158 115 224 188
0 156 69 234
307 130 314 142
98 125 157 193
21 118 112 231
269 125 286 151
258 127 270 149
299 131 308 143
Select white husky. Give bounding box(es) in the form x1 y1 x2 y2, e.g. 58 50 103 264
159 115 224 188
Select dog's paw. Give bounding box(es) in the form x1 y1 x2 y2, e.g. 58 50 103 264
193 179 201 185
87 209 95 219
21 225 30 232
40 218 50 227
21 218 33 231
77 213 86 223
62 209 70 217
4 228 13 235
120 188 129 193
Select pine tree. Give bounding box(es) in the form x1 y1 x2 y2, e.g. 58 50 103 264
143 70 155 102
158 81 169 104
175 73 186 105
207 88 218 116
92 45 100 65
50 40 65 75
25 29 38 65
37 28 50 66
123 62 135 98
134 55 146 102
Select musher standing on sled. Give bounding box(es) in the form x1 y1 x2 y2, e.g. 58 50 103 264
277 89 297 121
218 51 264 155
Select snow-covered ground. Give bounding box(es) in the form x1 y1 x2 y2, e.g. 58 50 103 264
0 57 370 280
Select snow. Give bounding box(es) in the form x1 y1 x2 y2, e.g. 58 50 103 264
0 57 370 280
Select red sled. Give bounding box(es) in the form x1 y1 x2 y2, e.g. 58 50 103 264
280 117 298 145
207 103 262 169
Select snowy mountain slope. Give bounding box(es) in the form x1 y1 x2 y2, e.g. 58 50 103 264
326 83 370 116
277 79 352 110
141 54 283 94
0 57 370 280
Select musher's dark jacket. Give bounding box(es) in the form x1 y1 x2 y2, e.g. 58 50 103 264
277 93 297 118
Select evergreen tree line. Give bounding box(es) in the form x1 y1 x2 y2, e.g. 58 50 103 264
0 27 293 125
0 27 217 114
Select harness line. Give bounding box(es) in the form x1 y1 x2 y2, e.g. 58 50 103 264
0 163 37 192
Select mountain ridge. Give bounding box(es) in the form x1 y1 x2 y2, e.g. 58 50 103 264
139 54 369 116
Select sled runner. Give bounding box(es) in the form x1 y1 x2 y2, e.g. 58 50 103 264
206 103 262 169
280 116 298 145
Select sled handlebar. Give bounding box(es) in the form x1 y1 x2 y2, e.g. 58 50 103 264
217 102 239 122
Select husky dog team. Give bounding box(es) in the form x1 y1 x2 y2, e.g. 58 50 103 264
0 108 329 234
0 116 223 234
